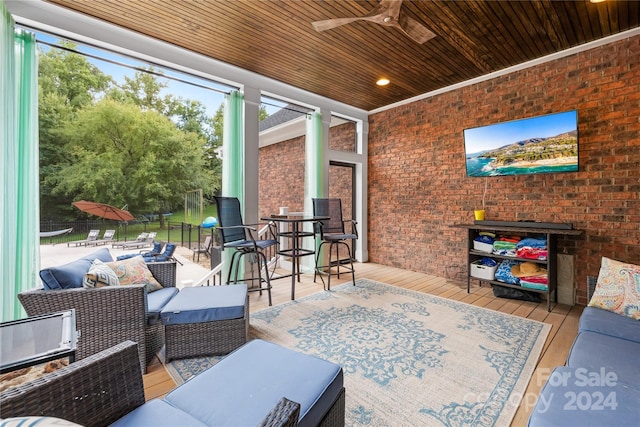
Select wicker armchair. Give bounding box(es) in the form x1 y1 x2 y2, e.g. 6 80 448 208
0 341 144 426
0 341 304 427
18 261 176 373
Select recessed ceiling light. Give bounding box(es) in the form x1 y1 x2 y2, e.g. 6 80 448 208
589 0 606 3
376 78 390 86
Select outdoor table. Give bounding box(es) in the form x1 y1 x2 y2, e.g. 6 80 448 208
261 214 329 300
0 310 78 374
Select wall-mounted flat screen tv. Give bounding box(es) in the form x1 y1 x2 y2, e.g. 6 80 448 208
464 110 578 177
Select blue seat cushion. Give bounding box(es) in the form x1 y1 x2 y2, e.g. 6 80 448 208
164 339 343 427
147 287 179 325
528 366 640 426
116 253 139 261
567 331 640 386
579 306 640 344
160 285 247 326
109 398 206 427
40 248 113 290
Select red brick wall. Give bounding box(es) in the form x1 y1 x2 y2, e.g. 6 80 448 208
259 136 306 219
329 121 357 152
258 123 355 218
368 35 640 305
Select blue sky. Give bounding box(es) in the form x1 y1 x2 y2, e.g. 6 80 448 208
36 32 285 117
464 110 578 153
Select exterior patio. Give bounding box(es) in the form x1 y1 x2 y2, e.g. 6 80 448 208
141 260 581 426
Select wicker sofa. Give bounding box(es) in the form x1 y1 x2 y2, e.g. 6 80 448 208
0 340 346 427
18 250 177 373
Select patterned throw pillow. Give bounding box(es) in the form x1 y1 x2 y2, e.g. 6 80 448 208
83 259 119 288
588 257 640 320
0 417 82 427
106 255 163 293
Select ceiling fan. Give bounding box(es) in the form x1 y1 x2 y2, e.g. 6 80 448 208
311 0 436 44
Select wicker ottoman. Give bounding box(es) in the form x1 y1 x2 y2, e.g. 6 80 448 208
160 284 248 361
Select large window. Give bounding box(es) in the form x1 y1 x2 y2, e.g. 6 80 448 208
34 31 235 221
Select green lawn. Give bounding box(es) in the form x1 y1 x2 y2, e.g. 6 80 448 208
43 203 218 244
134 203 218 241
165 203 217 224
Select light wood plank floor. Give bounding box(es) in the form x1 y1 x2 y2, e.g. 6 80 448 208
143 262 581 426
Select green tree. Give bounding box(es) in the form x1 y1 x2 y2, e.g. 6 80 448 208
38 42 112 219
39 45 227 220
50 99 215 226
39 41 112 109
203 105 225 199
107 68 174 113
108 70 223 199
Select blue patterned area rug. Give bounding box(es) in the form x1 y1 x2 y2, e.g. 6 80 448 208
165 279 550 426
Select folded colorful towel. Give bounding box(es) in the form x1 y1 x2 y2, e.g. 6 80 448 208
516 237 547 249
494 259 521 285
520 274 548 290
493 248 517 257
516 247 548 260
519 275 548 284
520 280 548 291
493 241 517 249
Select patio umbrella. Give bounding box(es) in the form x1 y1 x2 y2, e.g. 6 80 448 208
72 200 135 222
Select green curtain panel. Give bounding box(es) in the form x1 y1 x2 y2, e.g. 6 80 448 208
221 90 244 280
222 90 244 202
1 1 39 322
304 112 324 265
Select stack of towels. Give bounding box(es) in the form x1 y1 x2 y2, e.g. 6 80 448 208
492 235 520 257
511 261 548 290
515 237 548 260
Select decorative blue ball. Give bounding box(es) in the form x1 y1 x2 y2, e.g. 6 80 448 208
202 216 217 228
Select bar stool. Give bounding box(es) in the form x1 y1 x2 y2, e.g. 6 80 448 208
214 196 278 306
312 198 358 290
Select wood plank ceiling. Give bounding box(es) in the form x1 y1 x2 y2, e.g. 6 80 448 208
46 0 639 111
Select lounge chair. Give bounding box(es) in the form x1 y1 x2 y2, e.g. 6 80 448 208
87 229 115 246
141 241 164 257
116 241 164 261
67 229 100 247
141 231 157 248
193 235 212 262
112 232 148 249
143 242 182 265
124 232 157 249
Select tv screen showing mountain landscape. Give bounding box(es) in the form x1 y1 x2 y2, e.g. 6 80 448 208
464 110 578 177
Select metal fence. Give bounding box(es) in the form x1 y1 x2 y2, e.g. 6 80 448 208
39 220 213 251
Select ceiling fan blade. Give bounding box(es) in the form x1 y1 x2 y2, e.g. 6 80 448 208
396 10 436 44
312 16 369 32
312 1 394 32
312 0 435 44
